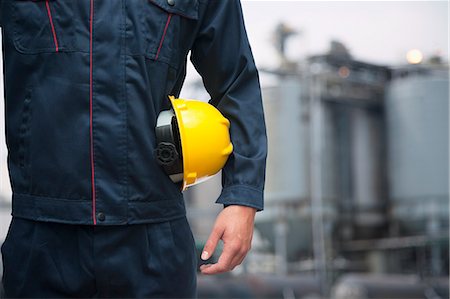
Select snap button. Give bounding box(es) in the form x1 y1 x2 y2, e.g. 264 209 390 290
97 212 106 222
167 0 175 6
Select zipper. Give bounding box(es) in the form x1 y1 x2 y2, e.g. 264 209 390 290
89 0 97 225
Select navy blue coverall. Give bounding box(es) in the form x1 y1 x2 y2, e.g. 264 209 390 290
0 0 267 297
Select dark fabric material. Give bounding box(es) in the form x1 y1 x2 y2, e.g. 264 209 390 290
1 217 197 298
0 0 3 27
0 0 267 225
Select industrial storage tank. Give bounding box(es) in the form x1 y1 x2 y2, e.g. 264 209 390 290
263 78 310 203
385 65 449 235
257 55 391 263
257 77 313 259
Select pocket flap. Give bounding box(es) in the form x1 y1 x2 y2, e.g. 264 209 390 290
149 0 198 20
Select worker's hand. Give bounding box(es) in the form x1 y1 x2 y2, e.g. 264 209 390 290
200 205 256 275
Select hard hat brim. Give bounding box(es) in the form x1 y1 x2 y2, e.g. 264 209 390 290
169 96 189 190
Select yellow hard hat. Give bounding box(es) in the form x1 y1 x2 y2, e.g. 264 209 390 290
155 96 233 190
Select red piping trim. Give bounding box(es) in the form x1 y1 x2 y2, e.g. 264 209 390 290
89 0 97 225
45 0 59 52
155 13 172 60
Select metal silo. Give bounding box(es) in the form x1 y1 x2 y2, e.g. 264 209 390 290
263 78 309 203
257 77 313 267
386 65 449 235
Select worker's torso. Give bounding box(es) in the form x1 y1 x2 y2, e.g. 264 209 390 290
0 0 202 224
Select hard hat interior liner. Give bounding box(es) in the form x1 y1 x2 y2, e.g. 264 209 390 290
155 114 183 183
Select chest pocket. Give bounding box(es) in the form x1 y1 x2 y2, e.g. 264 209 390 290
10 0 84 54
128 0 199 67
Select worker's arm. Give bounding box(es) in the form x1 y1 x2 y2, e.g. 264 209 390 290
191 0 266 211
190 0 267 274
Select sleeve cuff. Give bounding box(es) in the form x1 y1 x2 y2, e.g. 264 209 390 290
216 185 264 211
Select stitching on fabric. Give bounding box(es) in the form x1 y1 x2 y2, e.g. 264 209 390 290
121 0 129 218
155 13 172 61
45 0 59 52
223 184 264 193
15 193 89 202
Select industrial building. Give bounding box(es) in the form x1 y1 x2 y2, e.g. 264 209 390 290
188 41 449 298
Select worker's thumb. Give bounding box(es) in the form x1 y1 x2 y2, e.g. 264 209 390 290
201 225 223 261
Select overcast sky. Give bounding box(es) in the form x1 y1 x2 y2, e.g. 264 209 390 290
180 0 448 90
241 1 448 67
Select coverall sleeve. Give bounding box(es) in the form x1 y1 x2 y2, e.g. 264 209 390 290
0 0 3 27
190 0 267 211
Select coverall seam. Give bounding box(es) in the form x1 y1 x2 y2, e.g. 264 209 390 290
44 0 59 52
128 197 183 203
121 0 130 219
14 193 89 202
155 13 172 61
222 184 263 194
13 192 184 204
223 202 263 211
89 0 98 225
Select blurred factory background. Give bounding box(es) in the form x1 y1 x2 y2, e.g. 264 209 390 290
0 1 449 299
181 7 449 297
184 38 449 298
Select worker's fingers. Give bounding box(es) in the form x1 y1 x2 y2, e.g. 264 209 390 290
200 240 247 275
200 205 256 275
200 251 234 274
201 223 224 261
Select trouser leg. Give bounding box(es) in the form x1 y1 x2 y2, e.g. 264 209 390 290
1 217 96 298
1 216 198 298
94 217 198 298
